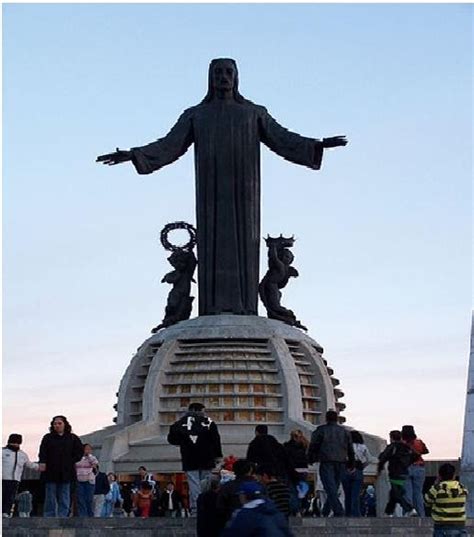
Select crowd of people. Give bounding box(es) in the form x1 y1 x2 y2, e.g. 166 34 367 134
2 407 468 537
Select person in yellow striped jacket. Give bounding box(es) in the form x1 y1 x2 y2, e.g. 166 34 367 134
425 463 468 537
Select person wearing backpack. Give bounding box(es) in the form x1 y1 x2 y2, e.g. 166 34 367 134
378 430 418 517
342 430 374 517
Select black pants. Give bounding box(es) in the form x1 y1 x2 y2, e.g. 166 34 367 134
385 480 412 515
2 480 19 515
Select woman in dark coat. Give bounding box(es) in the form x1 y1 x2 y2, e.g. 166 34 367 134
284 430 309 471
284 429 309 514
38 415 83 517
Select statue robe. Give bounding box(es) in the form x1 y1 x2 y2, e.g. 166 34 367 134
131 99 324 316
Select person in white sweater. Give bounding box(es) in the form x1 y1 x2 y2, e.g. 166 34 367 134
2 434 38 517
341 430 375 517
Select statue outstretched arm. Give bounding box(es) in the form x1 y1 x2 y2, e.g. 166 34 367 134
96 108 194 175
258 107 347 170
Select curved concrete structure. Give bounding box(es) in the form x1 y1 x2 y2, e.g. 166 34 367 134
82 315 383 479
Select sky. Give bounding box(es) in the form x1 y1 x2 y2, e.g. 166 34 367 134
3 3 472 461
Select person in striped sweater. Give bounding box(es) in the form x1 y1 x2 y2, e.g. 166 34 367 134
425 463 468 537
256 464 291 518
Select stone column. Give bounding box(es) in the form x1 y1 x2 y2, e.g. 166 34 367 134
461 313 474 516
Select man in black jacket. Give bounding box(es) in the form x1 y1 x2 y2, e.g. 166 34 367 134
246 425 292 481
160 481 183 517
38 415 83 517
167 403 222 515
308 410 354 517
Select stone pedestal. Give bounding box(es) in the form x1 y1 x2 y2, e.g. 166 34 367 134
6 517 474 536
82 314 387 510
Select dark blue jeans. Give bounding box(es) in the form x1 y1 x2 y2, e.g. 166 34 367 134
404 464 426 516
76 481 95 517
43 482 71 517
342 468 363 517
319 461 346 517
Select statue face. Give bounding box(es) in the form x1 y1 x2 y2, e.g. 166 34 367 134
281 249 294 265
212 60 236 93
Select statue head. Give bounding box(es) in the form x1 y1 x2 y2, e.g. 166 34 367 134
281 248 294 266
202 58 245 103
168 250 188 270
168 249 197 274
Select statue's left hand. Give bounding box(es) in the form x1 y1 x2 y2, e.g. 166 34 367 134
322 135 348 148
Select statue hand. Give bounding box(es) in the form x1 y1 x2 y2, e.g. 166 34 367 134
96 148 132 165
322 136 348 148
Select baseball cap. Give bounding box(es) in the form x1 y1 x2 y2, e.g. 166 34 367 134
238 481 264 496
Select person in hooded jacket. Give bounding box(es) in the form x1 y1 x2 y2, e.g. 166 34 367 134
2 434 39 517
38 415 83 517
425 463 468 537
167 402 222 515
378 430 418 517
221 480 293 537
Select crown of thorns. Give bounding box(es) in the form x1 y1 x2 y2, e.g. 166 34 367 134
160 221 197 252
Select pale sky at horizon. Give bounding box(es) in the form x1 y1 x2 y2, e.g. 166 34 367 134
3 3 472 462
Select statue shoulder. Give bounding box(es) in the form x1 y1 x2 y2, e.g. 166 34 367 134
180 105 198 119
252 103 268 115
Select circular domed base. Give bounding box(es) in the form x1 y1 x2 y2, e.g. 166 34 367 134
83 315 346 473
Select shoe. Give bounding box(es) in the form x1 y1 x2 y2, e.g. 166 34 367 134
407 509 418 517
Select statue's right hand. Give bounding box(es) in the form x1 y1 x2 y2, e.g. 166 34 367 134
96 148 132 165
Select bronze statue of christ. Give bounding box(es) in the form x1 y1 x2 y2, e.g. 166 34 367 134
97 58 347 317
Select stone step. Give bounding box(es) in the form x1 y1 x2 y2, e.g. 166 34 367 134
4 518 474 536
170 356 275 363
